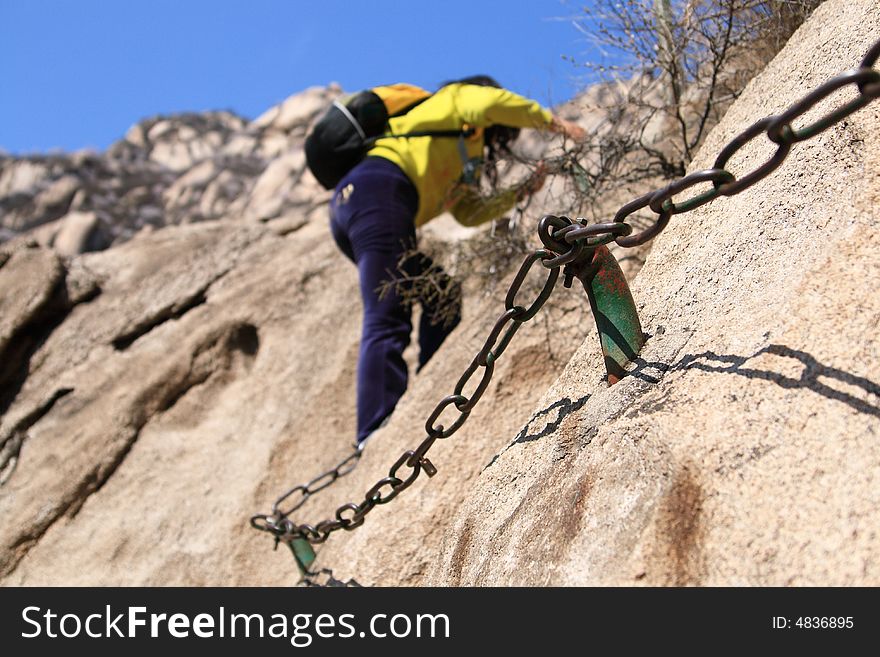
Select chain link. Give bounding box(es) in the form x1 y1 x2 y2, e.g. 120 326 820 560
250 444 363 533
251 36 880 551
567 38 880 248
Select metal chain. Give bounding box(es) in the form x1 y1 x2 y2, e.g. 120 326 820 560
252 249 560 545
251 36 880 549
556 38 880 250
254 446 363 524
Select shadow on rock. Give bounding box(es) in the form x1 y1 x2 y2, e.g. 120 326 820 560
676 343 880 418
302 568 363 588
484 394 591 470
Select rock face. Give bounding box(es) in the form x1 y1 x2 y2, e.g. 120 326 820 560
1 0 878 586
419 0 880 586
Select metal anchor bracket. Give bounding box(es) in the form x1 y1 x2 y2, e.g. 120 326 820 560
539 215 645 385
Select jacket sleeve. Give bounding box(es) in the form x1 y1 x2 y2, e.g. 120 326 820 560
454 85 554 129
450 185 518 228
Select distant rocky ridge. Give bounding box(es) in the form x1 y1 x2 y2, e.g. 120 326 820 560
0 85 341 254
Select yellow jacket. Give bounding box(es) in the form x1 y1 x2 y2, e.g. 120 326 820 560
367 83 553 227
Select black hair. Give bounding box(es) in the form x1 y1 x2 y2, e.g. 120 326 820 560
441 75 521 187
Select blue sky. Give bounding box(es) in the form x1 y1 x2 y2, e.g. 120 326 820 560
0 0 600 154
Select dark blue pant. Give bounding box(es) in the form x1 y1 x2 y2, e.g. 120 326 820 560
329 158 461 443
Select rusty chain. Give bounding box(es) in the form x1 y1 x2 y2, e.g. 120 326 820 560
251 37 880 549
251 248 561 545
557 39 880 250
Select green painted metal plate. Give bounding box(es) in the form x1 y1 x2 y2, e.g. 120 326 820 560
288 537 316 576
582 246 645 384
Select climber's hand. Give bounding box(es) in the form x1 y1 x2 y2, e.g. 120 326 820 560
550 115 587 142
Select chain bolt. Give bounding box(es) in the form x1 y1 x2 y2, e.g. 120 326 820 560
420 458 438 477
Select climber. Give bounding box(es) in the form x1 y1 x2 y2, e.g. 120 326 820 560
326 75 586 446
